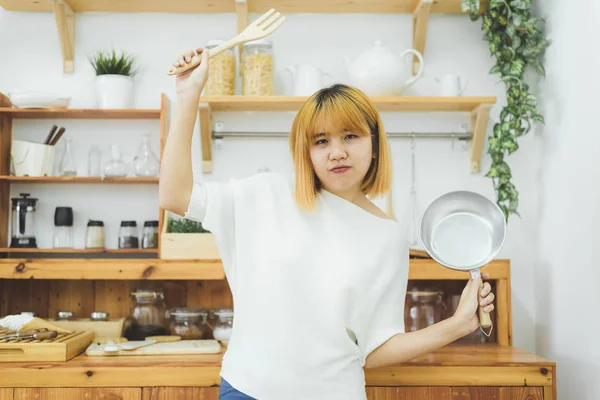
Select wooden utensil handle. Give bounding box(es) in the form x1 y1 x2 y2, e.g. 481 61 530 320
478 280 492 329
167 38 241 76
33 331 58 340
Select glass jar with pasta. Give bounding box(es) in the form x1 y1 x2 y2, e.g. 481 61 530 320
203 39 236 96
241 39 274 96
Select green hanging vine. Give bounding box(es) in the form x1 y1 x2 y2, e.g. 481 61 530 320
462 0 550 220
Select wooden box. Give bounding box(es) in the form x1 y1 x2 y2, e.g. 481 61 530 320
160 210 220 260
0 329 94 362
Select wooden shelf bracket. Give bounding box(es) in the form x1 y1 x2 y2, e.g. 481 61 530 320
51 0 75 73
412 0 433 75
199 103 213 173
235 0 249 76
469 104 492 173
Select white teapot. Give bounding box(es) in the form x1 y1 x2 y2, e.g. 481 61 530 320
344 40 424 96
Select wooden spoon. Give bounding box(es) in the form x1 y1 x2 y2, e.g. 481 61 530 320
167 8 286 76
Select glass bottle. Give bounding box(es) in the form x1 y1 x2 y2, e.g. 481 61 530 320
133 134 159 177
88 145 102 177
58 137 77 176
103 145 129 177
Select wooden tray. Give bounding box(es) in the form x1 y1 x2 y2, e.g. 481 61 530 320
0 328 94 362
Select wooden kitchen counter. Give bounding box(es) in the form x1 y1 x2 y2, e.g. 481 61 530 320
0 344 556 399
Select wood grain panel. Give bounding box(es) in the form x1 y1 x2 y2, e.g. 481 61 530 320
366 387 451 399
142 387 219 400
49 280 95 318
14 388 141 400
94 280 134 318
0 389 12 400
186 280 233 309
0 279 50 317
451 386 544 399
0 93 12 248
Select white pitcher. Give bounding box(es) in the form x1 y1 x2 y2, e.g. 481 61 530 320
436 74 468 97
285 64 332 96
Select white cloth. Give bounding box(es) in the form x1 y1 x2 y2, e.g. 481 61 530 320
184 172 409 400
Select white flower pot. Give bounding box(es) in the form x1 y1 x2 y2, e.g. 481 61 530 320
95 75 134 109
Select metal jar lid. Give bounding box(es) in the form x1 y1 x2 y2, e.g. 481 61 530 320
57 311 73 320
169 307 207 319
91 312 109 321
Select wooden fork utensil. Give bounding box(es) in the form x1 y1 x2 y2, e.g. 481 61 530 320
167 8 286 76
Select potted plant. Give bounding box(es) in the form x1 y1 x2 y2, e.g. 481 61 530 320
160 210 220 260
87 48 138 109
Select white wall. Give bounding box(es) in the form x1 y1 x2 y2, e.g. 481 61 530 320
534 0 600 398
0 9 540 351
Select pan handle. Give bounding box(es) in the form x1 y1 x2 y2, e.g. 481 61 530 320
470 269 493 331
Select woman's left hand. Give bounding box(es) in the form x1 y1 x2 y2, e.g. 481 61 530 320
453 272 495 335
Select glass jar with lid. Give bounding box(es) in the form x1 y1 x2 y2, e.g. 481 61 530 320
119 220 139 248
124 289 169 340
85 220 105 249
404 288 447 332
241 39 274 96
168 307 210 340
141 220 159 249
204 39 236 96
211 308 234 344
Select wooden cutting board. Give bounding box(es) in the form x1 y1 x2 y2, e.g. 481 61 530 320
85 339 222 356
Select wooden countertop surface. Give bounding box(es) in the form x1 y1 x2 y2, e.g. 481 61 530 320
0 344 555 388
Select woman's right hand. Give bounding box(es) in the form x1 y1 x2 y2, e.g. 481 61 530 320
172 48 209 98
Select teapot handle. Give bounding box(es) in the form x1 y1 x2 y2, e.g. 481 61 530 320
399 49 424 89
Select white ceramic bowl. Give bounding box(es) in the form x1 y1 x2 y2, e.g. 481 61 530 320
8 91 71 109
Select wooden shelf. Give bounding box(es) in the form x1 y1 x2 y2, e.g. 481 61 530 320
0 258 506 280
201 96 496 112
0 248 157 254
198 96 495 173
0 176 159 183
0 0 486 14
0 107 161 119
0 259 225 280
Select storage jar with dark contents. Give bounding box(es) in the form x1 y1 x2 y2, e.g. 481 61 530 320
124 289 168 340
119 220 139 249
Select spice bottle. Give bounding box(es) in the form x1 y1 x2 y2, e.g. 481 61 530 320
118 220 139 249
85 220 105 249
53 207 73 248
141 220 159 249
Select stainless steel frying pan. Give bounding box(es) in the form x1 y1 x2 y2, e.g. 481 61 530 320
419 190 506 332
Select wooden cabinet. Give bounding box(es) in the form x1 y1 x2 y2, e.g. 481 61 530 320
366 387 545 399
1 386 549 400
12 388 141 400
142 388 220 400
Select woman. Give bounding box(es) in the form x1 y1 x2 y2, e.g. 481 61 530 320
160 48 495 400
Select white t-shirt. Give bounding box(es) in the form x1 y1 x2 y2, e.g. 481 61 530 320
184 172 409 400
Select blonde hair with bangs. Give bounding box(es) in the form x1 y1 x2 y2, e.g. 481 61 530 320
289 84 392 211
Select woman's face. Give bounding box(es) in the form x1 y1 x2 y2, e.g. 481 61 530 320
309 122 373 197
